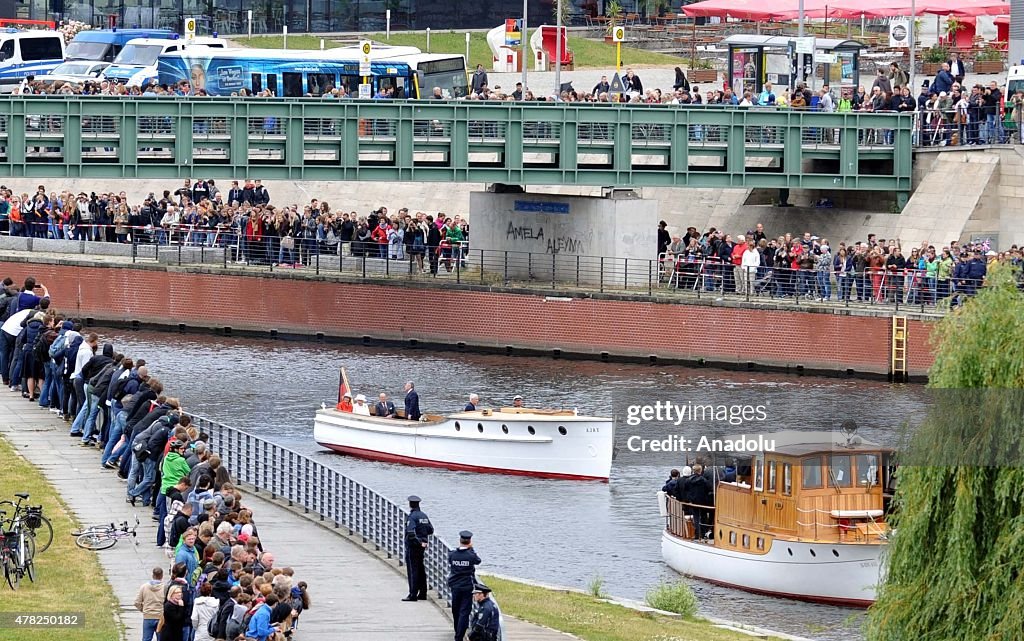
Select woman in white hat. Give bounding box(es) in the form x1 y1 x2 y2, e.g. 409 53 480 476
352 394 371 416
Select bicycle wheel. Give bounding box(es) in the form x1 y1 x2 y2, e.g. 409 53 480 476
76 532 116 551
3 554 18 590
23 540 34 583
70 525 113 538
30 515 53 554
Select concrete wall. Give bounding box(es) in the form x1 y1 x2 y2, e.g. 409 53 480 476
468 191 657 285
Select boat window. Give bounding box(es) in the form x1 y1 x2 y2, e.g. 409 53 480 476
527 426 535 435
828 455 852 488
753 456 764 492
477 422 484 433
801 456 823 489
729 531 737 546
741 534 750 548
782 463 792 496
558 426 567 435
756 537 765 550
768 461 777 493
501 424 508 434
856 454 879 486
454 421 461 431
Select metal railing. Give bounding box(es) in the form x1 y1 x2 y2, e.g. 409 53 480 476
0 96 914 190
187 413 454 602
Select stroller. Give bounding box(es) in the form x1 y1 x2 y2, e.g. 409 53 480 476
753 269 775 295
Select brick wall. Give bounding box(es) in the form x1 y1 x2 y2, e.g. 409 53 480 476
0 260 937 378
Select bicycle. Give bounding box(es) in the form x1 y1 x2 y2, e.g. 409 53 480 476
0 509 36 590
0 492 54 554
74 517 139 551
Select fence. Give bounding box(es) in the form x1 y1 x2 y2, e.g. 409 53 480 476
186 413 455 602
0 231 987 315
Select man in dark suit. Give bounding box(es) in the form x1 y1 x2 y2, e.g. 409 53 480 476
464 394 479 412
375 392 396 418
947 52 966 85
404 382 421 421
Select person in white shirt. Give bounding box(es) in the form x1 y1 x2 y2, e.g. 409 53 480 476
741 240 762 295
352 394 371 416
71 333 97 422
1 308 32 388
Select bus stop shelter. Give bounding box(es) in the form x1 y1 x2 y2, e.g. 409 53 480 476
721 34 865 97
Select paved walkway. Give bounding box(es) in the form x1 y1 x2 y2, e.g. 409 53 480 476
0 390 571 641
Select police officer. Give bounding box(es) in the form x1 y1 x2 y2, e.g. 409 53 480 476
403 495 434 601
448 530 481 641
468 582 501 641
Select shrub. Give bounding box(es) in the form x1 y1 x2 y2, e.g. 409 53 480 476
645 581 698 617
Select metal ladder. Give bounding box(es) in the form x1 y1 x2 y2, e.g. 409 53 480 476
891 315 908 382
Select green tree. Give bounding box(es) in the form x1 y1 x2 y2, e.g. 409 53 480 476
867 264 1024 641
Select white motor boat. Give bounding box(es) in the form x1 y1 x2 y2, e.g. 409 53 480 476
313 406 614 481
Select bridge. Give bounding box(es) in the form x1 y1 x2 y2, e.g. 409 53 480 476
0 96 913 192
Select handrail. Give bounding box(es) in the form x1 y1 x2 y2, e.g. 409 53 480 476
185 412 454 602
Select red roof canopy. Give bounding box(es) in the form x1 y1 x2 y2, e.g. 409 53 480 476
683 0 1007 19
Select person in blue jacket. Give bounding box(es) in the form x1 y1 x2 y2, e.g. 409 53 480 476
245 593 281 641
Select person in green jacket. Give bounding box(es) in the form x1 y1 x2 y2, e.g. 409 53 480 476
443 218 466 270
161 439 193 495
936 248 955 301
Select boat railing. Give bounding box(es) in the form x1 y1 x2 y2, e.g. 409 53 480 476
664 494 715 541
796 506 889 543
186 413 455 602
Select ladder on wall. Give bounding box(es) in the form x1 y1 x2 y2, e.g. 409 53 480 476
891 315 908 382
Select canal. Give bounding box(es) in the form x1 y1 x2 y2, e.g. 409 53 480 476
102 328 930 640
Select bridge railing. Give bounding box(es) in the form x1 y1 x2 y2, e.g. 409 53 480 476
0 95 913 190
186 413 455 602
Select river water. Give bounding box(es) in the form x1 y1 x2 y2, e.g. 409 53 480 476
100 328 930 641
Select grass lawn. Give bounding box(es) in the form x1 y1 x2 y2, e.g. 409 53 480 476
236 33 685 70
481 575 781 641
0 436 120 641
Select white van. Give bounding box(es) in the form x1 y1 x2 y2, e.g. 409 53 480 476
101 36 228 87
0 29 66 91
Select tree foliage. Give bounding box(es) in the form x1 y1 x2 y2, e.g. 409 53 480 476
867 265 1024 641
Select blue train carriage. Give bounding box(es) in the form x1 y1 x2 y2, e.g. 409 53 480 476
156 48 414 97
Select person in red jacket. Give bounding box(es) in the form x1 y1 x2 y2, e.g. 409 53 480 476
371 220 389 259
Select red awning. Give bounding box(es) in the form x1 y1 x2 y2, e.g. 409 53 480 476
684 0 1007 19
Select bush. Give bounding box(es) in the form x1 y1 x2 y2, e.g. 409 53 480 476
644 581 698 617
587 574 606 598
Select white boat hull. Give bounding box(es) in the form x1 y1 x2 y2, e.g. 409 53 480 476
661 531 883 607
313 409 613 481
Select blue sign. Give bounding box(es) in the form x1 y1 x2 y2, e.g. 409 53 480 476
514 200 570 214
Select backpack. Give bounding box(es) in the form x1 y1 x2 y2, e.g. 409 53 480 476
2 295 17 322
60 335 83 375
230 604 259 640
209 596 236 638
0 292 13 322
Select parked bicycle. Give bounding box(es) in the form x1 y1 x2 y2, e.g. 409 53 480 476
74 516 139 551
0 507 36 590
0 492 53 554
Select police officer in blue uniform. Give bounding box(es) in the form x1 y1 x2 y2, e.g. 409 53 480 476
468 582 501 641
448 530 482 641
403 495 434 601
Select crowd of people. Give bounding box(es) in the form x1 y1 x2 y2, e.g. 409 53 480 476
0 276 311 641
0 181 471 272
657 221 1020 305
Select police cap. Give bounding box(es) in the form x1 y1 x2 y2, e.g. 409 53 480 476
408 495 421 503
472 582 492 594
459 530 473 539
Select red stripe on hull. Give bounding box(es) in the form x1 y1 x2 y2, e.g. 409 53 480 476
316 442 609 482
692 574 874 608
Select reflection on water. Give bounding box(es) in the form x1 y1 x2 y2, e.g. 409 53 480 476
99 328 930 640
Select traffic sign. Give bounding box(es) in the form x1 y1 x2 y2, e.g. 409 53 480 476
185 17 196 39
612 26 625 42
609 72 625 95
795 37 814 55
359 40 372 77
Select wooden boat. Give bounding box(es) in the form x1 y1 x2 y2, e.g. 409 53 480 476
313 369 614 481
659 428 895 606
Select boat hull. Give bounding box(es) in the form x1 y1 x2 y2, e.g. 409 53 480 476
661 531 883 607
313 409 613 481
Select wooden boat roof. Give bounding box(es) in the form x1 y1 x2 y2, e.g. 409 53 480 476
724 430 890 457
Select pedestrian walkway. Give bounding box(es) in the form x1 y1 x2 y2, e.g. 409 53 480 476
0 390 567 641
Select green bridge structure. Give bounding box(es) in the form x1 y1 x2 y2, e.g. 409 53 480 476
0 96 913 195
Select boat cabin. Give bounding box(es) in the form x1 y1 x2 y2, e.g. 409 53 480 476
666 432 894 550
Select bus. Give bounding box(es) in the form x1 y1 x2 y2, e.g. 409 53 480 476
157 48 415 97
101 36 228 87
157 46 468 99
